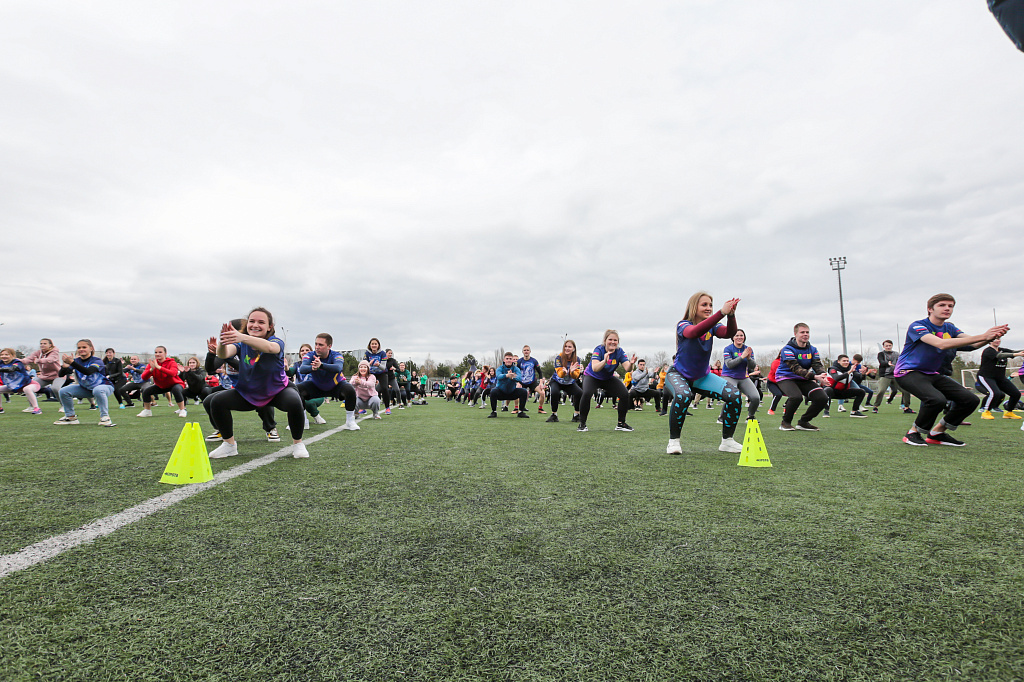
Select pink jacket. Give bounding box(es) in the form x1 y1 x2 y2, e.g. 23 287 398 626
24 347 61 381
349 374 378 401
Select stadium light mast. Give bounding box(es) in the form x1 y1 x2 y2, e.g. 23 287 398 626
829 257 848 356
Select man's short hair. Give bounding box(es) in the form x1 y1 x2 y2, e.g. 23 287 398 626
837 354 849 361
504 352 514 358
883 339 893 345
927 293 955 310
794 323 809 333
316 333 333 346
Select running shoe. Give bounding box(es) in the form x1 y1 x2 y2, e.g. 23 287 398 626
902 432 928 447
924 432 965 446
537 408 546 414
398 405 405 409
98 416 115 427
666 439 682 454
118 404 126 409
313 414 327 424
88 405 98 410
767 409 775 415
718 437 742 453
205 430 223 442
778 422 795 431
136 409 153 418
822 411 830 418
837 405 846 412
1002 411 1021 420
30 408 43 415
849 411 867 418
501 406 509 412
715 418 723 425
487 411 498 418
177 409 187 418
266 428 281 442
209 442 238 458
22 407 35 412
571 414 580 422
54 416 79 425
576 423 588 432
292 443 310 459
903 407 916 414
385 408 391 415
546 414 559 423
517 411 530 418
615 421 633 432
658 411 667 416
872 407 878 414
981 410 995 420
341 420 360 431
795 421 819 431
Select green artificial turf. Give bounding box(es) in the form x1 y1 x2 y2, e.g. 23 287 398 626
1 397 1023 680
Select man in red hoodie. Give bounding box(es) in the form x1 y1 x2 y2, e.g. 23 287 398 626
137 346 188 418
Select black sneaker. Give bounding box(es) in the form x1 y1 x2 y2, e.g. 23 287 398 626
570 414 580 423
487 411 497 418
517 411 529 418
779 421 795 431
849 411 867 418
871 407 878 414
822 411 830 418
795 421 819 431
546 414 559 423
903 431 928 446
576 423 588 432
658 411 667 416
615 422 633 432
501 406 509 412
925 432 965 447
903 407 916 414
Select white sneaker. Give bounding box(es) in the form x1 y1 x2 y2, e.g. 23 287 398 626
137 409 153 417
292 442 310 459
313 414 327 425
22 407 35 413
177 409 187 418
209 442 238 458
304 417 310 430
342 420 360 431
98 416 116 427
838 405 846 412
59 407 65 413
719 437 743 453
666 439 682 455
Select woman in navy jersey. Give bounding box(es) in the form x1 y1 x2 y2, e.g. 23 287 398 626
364 338 390 413
720 329 761 421
547 339 583 423
207 307 309 459
665 291 744 455
576 330 636 433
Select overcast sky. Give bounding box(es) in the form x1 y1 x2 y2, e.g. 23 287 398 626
3 1 1022 367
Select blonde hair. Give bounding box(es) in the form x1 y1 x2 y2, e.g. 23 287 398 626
683 291 712 323
602 329 619 344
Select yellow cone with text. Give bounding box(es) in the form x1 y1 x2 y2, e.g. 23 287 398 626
160 423 214 484
737 418 772 468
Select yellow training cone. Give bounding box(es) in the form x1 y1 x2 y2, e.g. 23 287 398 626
160 423 214 485
737 418 772 468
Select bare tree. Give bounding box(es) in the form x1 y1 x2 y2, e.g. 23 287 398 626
491 347 505 367
421 354 437 379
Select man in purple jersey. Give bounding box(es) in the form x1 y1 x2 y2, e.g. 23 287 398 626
895 293 1008 447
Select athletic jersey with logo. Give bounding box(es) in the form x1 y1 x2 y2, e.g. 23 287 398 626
673 320 724 381
894 319 963 377
300 349 347 390
235 336 287 407
552 355 579 385
585 345 627 381
721 343 753 380
517 356 541 384
69 356 112 390
365 349 387 375
0 359 33 391
775 341 821 382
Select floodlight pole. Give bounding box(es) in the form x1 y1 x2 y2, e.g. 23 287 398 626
829 257 848 356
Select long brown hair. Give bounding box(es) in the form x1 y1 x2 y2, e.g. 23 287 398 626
559 339 578 368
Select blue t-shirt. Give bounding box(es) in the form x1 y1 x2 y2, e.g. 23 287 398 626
299 349 347 391
365 349 387 375
71 356 112 390
235 336 287 407
894 318 963 377
775 342 820 382
721 343 752 380
517 357 541 384
0 359 34 391
673 321 725 381
585 345 628 381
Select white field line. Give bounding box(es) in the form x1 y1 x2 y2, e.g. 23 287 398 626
0 417 368 580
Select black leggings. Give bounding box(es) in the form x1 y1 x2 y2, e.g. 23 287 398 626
297 381 357 412
579 375 630 425
371 372 390 409
767 382 784 412
490 386 527 411
549 380 583 414
629 387 662 411
975 374 1021 412
143 384 184 405
203 386 277 432
207 387 305 440
122 381 146 402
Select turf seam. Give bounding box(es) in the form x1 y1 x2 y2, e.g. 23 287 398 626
0 416 369 580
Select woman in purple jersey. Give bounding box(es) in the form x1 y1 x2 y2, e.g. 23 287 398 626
207 307 309 459
576 329 636 433
665 291 744 455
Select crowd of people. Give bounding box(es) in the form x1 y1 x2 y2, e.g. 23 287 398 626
2 294 1020 456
